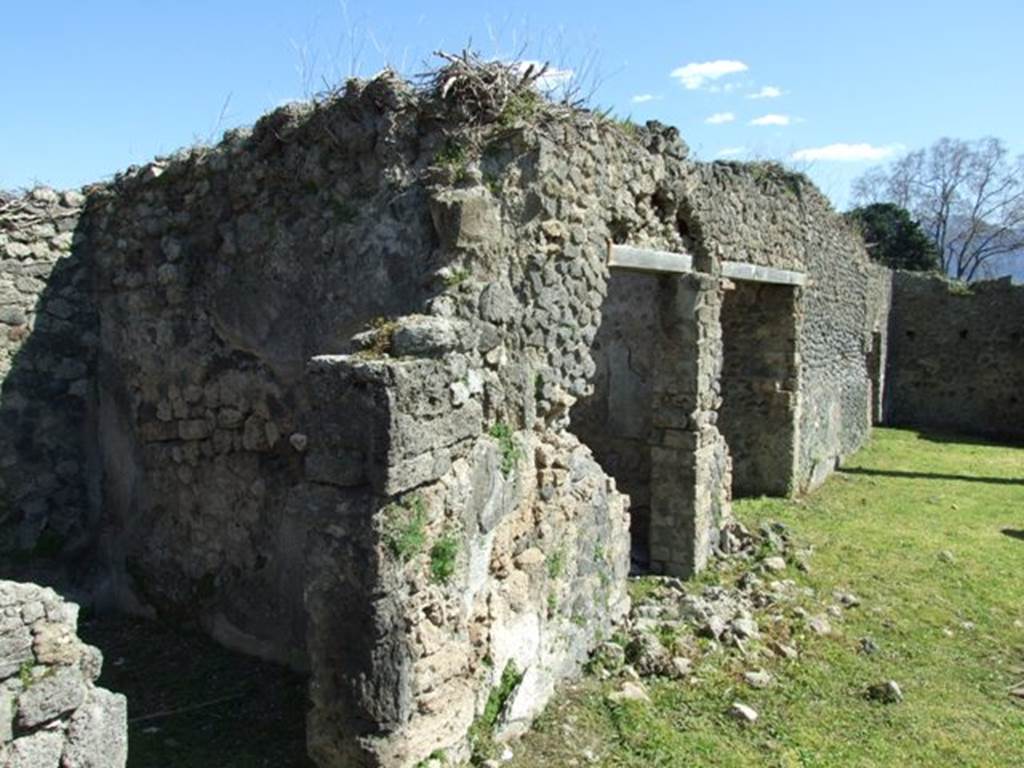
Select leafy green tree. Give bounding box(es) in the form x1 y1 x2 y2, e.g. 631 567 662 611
846 203 940 271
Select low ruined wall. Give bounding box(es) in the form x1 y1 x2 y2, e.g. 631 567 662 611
886 272 1024 439
0 580 126 767
0 189 97 564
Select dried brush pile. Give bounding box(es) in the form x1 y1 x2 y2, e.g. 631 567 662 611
422 49 556 125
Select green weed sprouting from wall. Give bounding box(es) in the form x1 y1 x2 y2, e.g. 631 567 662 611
383 495 428 562
468 660 524 764
429 532 459 584
489 422 523 476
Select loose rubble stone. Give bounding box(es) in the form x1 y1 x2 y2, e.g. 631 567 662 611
743 669 772 688
867 680 903 704
607 681 651 705
729 702 759 724
807 615 832 635
0 582 126 767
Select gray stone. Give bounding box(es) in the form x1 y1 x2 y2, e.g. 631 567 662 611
7 729 64 768
16 666 87 728
867 680 903 704
607 681 650 705
62 688 129 768
729 701 758 724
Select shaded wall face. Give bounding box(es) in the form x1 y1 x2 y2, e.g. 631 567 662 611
886 273 1024 440
87 95 440 665
719 281 799 496
570 271 658 560
0 189 97 568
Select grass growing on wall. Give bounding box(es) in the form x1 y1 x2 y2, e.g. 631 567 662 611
508 428 1024 767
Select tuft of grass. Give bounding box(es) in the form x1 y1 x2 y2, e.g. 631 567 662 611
361 316 397 358
546 547 566 579
489 422 523 476
507 428 1024 768
382 495 428 562
498 90 542 128
444 268 471 288
429 532 459 584
469 661 524 764
18 661 34 689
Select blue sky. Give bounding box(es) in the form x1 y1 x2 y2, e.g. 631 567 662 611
3 0 1022 209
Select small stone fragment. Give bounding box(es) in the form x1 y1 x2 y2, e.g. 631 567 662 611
866 680 903 704
743 669 772 688
858 636 879 655
729 701 758 724
807 615 832 635
607 681 651 704
762 556 787 573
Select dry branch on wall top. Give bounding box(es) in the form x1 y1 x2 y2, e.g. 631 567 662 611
422 49 550 124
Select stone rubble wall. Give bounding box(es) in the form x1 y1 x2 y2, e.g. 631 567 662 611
83 78 446 667
681 163 878 491
886 272 1024 439
0 189 98 565
300 105 699 766
719 280 800 496
0 580 126 767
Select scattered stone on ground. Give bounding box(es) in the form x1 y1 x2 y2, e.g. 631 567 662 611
743 669 773 688
859 637 880 655
867 680 904 704
807 615 833 635
589 520 848 712
937 550 956 564
729 702 759 724
607 681 651 705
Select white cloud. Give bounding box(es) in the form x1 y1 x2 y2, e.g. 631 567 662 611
717 147 747 158
670 59 748 90
750 114 791 126
513 60 574 90
705 112 736 125
631 93 658 103
790 143 904 162
748 85 782 99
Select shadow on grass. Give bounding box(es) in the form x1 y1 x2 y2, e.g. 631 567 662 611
1001 529 1024 542
900 426 1024 450
839 466 1023 486
79 615 314 768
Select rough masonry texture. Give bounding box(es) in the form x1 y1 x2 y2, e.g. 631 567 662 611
885 271 1024 439
0 581 127 767
1 62 1015 767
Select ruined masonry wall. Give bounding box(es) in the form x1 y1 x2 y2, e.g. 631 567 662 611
683 163 876 491
85 79 444 667
303 110 698 766
0 189 97 564
720 280 799 496
886 272 1024 439
0 580 127 767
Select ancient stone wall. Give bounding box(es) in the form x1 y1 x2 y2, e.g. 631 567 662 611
865 264 892 425
719 280 799 496
0 580 126 767
299 95 704 765
682 163 877 491
886 272 1024 439
0 189 98 569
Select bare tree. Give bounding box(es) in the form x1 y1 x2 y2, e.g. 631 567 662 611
852 138 1024 281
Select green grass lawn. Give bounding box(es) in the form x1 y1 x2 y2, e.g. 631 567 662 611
509 428 1024 767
